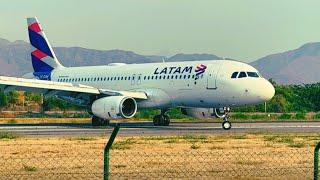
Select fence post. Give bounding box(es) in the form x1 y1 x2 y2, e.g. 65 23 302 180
314 142 320 180
104 124 120 180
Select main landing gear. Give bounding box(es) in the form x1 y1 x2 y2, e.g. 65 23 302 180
153 109 170 126
92 116 110 126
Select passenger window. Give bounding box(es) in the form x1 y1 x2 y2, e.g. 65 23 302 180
231 72 238 79
247 72 259 78
238 71 247 78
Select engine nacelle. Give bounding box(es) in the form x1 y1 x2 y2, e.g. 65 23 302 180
91 96 137 119
181 108 226 119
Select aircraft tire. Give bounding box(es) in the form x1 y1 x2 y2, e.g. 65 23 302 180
222 121 232 130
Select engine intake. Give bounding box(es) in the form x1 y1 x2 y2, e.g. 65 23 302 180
91 96 137 119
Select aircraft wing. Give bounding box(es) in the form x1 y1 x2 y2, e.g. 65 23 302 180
0 76 148 101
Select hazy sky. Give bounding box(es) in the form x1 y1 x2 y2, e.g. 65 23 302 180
1 0 320 62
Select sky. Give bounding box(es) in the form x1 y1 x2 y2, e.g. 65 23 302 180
1 0 320 62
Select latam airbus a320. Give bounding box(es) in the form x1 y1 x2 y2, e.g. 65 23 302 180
0 17 275 130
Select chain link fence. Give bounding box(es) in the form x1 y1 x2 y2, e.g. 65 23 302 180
110 148 313 179
0 131 318 179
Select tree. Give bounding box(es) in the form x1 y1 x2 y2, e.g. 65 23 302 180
0 91 8 109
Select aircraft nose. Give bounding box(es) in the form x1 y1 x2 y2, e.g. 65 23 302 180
260 79 275 101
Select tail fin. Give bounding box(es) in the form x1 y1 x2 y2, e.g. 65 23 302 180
27 17 64 76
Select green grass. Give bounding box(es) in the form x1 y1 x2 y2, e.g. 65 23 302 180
250 114 267 119
7 118 17 124
263 134 307 148
23 165 37 172
233 113 248 119
233 135 248 139
164 139 179 143
279 113 292 119
73 137 96 141
190 144 200 149
0 131 18 140
295 112 306 119
288 142 305 148
112 138 136 150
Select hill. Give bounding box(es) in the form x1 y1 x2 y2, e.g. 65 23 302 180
251 42 320 84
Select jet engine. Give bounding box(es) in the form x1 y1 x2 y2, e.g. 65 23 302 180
91 96 137 119
181 108 226 119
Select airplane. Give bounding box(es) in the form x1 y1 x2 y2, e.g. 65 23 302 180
0 17 275 130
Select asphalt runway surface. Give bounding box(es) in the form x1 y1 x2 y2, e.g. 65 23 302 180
0 121 320 137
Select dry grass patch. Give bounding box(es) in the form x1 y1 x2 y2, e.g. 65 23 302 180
0 133 318 179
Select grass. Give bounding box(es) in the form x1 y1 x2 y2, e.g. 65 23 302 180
190 144 200 149
279 113 292 119
7 118 17 124
295 112 306 119
0 133 318 179
111 138 136 150
263 134 307 148
0 112 320 125
233 135 248 139
23 165 37 172
233 113 248 119
73 137 96 141
0 131 18 139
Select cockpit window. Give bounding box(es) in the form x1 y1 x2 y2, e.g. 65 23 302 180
238 71 247 78
247 72 259 78
231 72 238 78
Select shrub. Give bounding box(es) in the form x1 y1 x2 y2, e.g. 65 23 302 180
314 113 320 119
295 112 306 119
0 132 18 139
279 113 292 119
233 113 248 119
250 114 267 119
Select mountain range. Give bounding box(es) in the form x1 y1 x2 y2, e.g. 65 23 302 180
1 38 320 84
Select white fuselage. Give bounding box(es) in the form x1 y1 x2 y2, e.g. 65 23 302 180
50 60 275 109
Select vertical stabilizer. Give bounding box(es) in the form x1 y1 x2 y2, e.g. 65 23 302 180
27 17 64 79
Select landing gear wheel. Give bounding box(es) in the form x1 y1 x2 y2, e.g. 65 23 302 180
153 113 170 126
92 116 109 126
153 115 161 126
163 115 170 126
222 121 231 130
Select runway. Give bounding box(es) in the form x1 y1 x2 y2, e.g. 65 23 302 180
0 121 319 137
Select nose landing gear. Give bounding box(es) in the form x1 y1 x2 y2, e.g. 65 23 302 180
218 107 232 130
222 116 232 130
